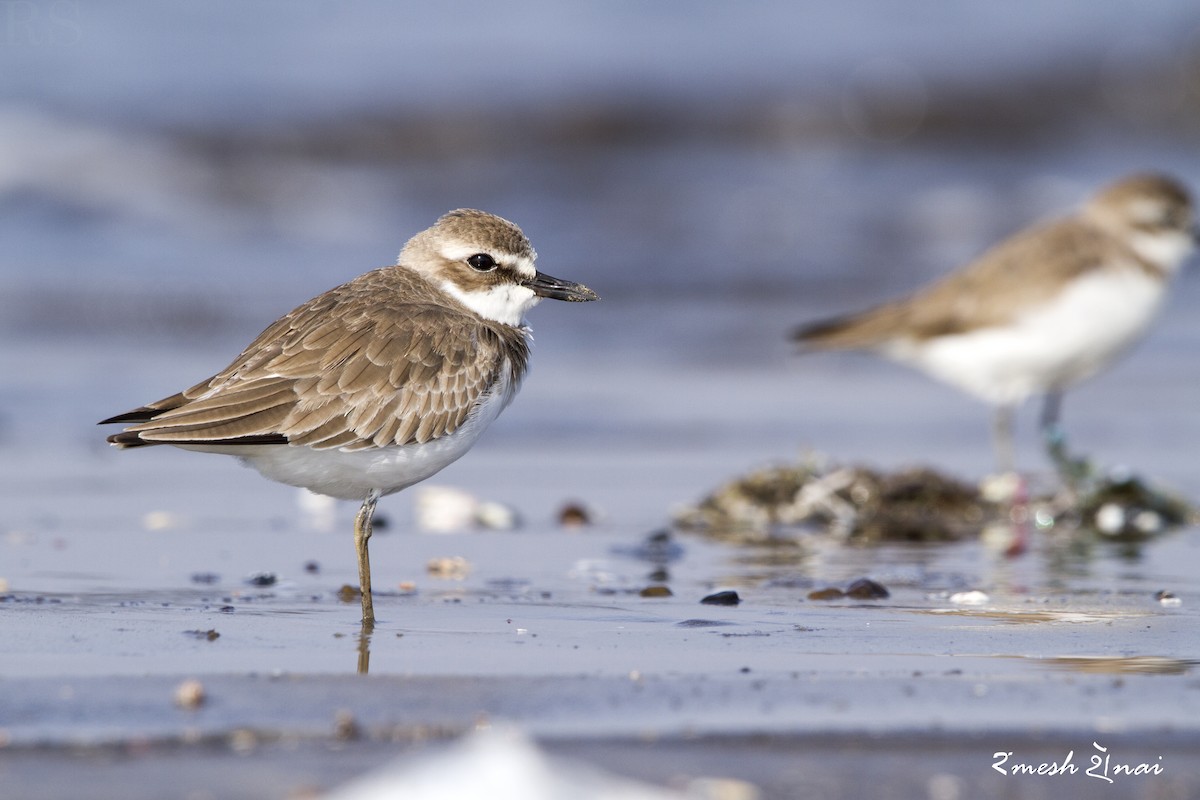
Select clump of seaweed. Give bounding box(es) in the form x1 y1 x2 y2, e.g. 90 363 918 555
674 461 998 544
674 458 1194 546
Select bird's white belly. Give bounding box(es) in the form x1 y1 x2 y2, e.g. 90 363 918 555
181 374 519 501
885 267 1166 406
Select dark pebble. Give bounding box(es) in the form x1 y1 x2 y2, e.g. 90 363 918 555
639 585 673 598
701 590 740 606
807 588 845 601
371 513 389 531
246 572 277 587
557 502 592 527
303 561 320 574
846 578 890 599
190 572 220 585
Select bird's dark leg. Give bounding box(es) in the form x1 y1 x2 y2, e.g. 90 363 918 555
992 404 1016 474
1040 391 1091 487
354 489 381 625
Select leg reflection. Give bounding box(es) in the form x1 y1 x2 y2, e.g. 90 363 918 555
356 618 374 675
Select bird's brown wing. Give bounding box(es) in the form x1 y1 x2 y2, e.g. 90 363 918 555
102 269 530 450
793 218 1112 349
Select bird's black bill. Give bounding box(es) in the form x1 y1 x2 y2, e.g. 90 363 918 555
525 271 599 302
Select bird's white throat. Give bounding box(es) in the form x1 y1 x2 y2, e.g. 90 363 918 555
1129 229 1195 275
440 280 541 327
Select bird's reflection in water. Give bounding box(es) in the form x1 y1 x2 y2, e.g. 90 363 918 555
356 619 374 675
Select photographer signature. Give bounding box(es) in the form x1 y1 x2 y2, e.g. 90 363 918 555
993 742 1163 782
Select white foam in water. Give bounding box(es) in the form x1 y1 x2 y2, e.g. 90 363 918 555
324 727 689 800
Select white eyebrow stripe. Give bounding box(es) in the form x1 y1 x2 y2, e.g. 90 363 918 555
439 245 537 279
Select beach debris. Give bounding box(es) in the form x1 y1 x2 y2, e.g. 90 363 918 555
415 486 520 532
426 555 471 580
675 462 991 544
808 578 889 601
845 578 890 599
557 501 594 528
333 709 361 741
675 459 1195 545
639 585 672 598
173 678 206 710
477 502 518 530
1078 474 1192 540
184 629 220 641
948 590 990 605
1155 590 1182 607
701 590 741 606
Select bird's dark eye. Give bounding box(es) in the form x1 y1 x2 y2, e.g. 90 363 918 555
467 253 497 271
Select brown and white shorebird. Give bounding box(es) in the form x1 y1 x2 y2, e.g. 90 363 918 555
793 174 1197 474
100 209 598 624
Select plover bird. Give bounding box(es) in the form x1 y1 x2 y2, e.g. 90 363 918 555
793 174 1197 474
101 209 598 624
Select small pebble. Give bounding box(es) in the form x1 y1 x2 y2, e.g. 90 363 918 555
558 502 592 528
333 709 360 741
948 590 990 606
246 572 277 587
639 585 673 598
173 679 206 710
1093 503 1126 535
475 501 519 530
845 578 890 599
337 585 360 603
190 572 220 585
701 590 741 606
807 588 845 601
1132 510 1164 535
303 561 320 574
